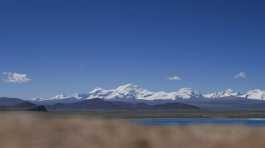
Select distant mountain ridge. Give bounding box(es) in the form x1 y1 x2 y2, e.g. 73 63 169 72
0 97 200 112
0 97 47 111
32 84 265 104
47 98 200 111
3 87 265 111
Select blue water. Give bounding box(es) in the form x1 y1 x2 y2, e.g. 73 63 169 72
130 118 265 126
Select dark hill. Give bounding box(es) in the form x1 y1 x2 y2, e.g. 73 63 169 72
48 98 200 111
0 97 47 111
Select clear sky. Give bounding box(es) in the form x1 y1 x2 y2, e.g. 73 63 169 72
0 0 265 98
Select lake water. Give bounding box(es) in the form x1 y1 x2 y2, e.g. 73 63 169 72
130 118 265 126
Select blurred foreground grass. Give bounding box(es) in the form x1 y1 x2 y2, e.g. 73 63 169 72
0 112 265 148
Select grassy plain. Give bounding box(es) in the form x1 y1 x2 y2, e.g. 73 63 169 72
1 112 265 148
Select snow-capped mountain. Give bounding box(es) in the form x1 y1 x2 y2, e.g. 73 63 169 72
204 89 241 98
87 84 152 101
87 84 200 101
175 88 202 99
31 84 265 103
241 89 265 100
204 89 265 100
49 94 69 100
32 93 88 102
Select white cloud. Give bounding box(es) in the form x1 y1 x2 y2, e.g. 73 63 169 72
168 75 182 81
234 72 247 79
2 72 31 83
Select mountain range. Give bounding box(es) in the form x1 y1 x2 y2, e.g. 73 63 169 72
2 84 265 112
32 84 265 104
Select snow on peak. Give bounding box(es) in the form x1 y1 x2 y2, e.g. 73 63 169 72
222 89 240 97
31 97 46 101
175 88 201 99
39 93 88 101
204 89 240 98
241 89 265 100
114 83 152 99
116 83 141 91
88 87 113 99
50 93 68 100
89 87 105 93
71 93 89 99
87 83 153 100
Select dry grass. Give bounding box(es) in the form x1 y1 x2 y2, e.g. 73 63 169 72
0 113 265 148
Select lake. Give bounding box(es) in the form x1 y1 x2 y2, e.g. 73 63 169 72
130 118 265 126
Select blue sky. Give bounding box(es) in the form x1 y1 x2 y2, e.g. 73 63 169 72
0 0 265 98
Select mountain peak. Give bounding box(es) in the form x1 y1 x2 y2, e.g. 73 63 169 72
50 93 68 100
242 89 265 100
116 83 141 91
112 83 152 100
71 93 89 99
176 88 200 99
89 87 105 94
204 89 240 98
223 89 239 96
